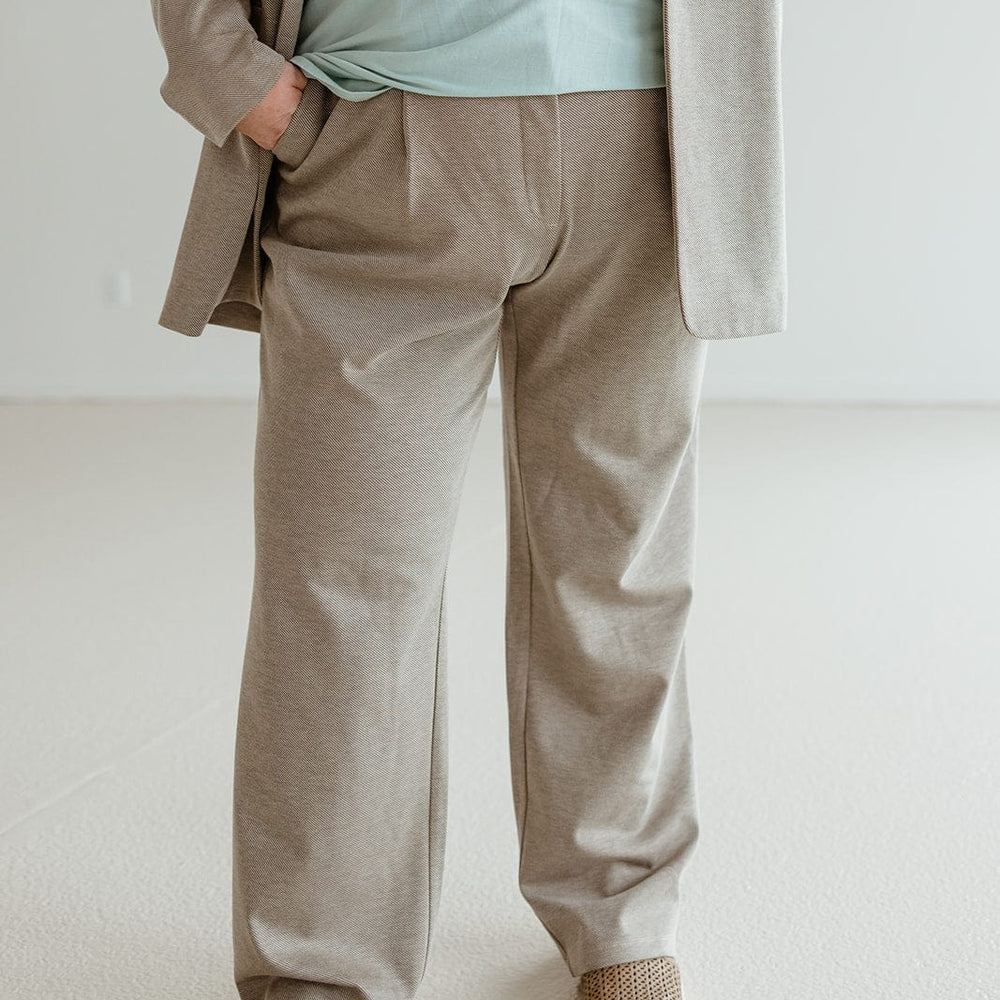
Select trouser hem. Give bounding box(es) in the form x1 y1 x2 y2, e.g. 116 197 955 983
237 976 376 1000
566 934 680 980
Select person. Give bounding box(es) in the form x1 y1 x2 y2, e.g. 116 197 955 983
149 1 786 998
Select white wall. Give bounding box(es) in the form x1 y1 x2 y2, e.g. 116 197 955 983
2 1 997 402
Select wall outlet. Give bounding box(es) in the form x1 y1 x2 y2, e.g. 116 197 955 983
104 267 133 309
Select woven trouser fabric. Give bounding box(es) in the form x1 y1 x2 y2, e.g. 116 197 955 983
234 84 707 1000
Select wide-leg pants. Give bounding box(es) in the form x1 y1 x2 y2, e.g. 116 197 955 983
234 79 708 1000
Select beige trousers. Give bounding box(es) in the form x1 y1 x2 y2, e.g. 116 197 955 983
234 80 708 1000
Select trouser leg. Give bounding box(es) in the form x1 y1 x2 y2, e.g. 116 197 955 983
497 87 708 978
233 154 501 998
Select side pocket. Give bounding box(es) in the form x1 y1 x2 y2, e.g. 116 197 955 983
270 76 330 168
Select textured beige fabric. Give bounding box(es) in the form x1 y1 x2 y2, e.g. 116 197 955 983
232 85 705 1000
580 956 683 1000
664 0 787 339
149 0 786 341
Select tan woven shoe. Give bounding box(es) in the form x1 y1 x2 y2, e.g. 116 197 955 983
578 955 683 1000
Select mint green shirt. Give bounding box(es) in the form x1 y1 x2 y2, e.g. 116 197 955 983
290 0 665 102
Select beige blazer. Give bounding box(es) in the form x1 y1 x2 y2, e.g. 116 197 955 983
151 0 786 341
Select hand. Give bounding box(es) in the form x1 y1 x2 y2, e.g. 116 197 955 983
236 60 309 150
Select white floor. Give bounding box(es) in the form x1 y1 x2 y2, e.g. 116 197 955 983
1 401 997 1000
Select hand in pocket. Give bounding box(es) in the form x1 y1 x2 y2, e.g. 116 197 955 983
236 60 309 151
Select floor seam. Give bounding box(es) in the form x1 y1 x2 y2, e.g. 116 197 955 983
0 694 231 837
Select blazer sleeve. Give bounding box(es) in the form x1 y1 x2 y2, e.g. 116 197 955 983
150 0 288 147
